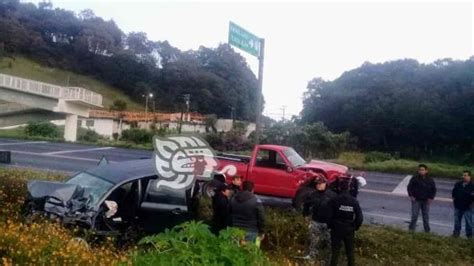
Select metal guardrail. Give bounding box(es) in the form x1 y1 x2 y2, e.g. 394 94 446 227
0 73 102 107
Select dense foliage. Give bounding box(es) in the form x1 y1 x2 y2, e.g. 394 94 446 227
302 59 474 160
0 0 260 120
259 120 352 159
135 221 268 265
24 121 60 138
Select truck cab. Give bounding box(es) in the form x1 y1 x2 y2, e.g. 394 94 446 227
214 144 348 201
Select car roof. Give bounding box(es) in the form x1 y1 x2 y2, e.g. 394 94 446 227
84 159 156 184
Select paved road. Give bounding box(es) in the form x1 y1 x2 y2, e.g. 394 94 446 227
0 138 461 237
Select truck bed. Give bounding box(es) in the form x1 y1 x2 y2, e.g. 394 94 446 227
216 153 251 163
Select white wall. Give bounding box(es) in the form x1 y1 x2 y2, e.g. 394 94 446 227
215 119 233 132
79 118 115 139
214 119 256 137
245 123 256 137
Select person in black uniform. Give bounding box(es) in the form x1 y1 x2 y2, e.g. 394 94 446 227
329 175 360 198
302 176 337 260
211 183 231 234
328 177 363 266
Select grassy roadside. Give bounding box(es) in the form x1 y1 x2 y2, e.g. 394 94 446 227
0 56 142 110
332 152 470 179
0 167 472 265
0 127 154 150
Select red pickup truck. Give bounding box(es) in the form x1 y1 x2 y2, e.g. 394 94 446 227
203 144 348 207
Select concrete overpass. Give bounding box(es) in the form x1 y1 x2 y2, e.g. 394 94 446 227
0 73 103 141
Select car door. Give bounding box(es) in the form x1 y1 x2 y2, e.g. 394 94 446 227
138 178 190 233
248 149 296 197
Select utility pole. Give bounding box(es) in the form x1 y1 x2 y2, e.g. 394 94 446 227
184 94 190 122
281 105 287 120
179 94 190 133
230 106 235 121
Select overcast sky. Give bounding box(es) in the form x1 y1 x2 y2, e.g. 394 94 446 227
42 1 473 119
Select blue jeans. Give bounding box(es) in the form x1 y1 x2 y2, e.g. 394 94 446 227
409 200 430 232
244 231 258 243
453 208 472 238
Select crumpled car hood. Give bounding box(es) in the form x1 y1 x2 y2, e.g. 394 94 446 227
26 180 94 223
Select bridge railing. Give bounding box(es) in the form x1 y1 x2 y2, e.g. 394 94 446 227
0 73 102 107
62 87 103 106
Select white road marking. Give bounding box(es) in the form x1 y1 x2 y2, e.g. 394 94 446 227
0 141 48 146
42 147 114 155
392 175 412 195
360 188 452 203
364 212 452 228
9 150 116 163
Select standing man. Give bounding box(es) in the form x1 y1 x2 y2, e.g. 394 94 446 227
451 170 473 238
407 164 437 233
328 177 363 266
211 183 231 234
229 175 242 198
302 176 337 260
230 181 265 243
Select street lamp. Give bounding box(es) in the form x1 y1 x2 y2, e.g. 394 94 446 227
142 93 153 122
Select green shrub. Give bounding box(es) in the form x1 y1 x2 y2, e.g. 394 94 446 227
77 129 101 142
120 128 153 144
364 151 393 163
205 132 224 150
24 122 60 138
109 99 127 111
134 221 268 265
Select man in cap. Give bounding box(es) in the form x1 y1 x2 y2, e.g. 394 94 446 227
302 175 337 260
328 176 363 266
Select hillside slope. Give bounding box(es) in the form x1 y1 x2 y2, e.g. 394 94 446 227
0 57 143 111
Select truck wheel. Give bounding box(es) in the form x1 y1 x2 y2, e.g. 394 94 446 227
200 182 216 198
292 186 314 211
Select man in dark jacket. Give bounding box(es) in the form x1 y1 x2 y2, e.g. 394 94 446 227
302 176 337 260
230 180 265 243
229 175 242 199
328 177 363 266
211 183 231 234
451 170 473 238
407 164 437 233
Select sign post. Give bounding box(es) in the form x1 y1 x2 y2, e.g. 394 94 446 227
228 21 264 144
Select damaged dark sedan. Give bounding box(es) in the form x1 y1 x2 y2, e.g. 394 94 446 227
22 159 197 236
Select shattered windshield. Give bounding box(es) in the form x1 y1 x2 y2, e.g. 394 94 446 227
66 172 114 206
283 148 306 167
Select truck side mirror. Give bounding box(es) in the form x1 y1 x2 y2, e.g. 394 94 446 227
286 166 293 173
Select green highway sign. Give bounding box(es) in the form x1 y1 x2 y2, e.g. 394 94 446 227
228 21 261 58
